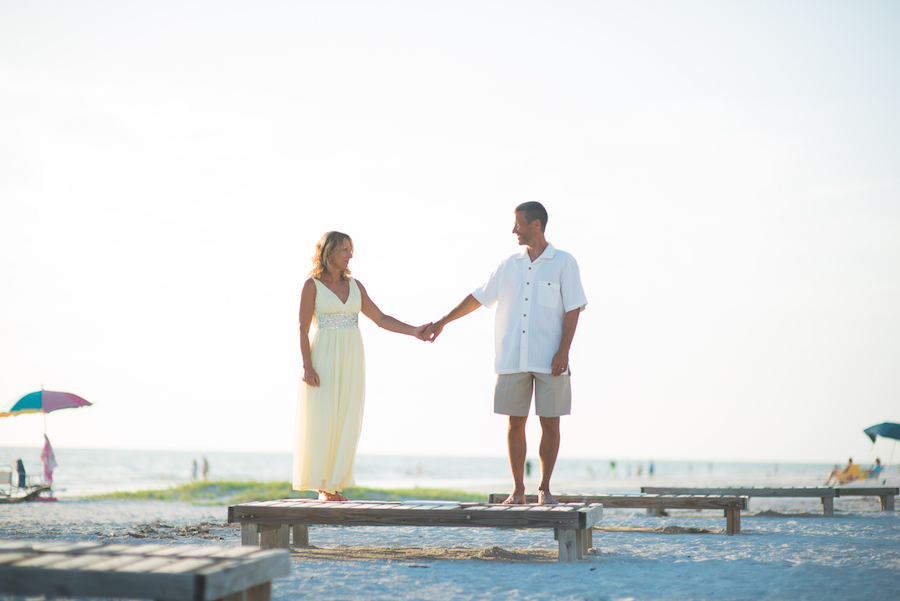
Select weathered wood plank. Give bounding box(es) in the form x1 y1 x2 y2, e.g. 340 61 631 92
641 487 836 498
488 493 746 533
200 551 289 600
489 493 748 510
0 566 195 600
229 500 603 562
230 501 599 530
833 487 898 496
0 540 291 601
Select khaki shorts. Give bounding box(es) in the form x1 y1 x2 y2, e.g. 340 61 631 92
494 372 571 418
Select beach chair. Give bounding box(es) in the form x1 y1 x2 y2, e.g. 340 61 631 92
13 460 26 490
0 468 12 497
837 464 863 484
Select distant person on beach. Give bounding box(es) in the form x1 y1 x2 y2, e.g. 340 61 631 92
294 231 430 502
424 202 587 505
826 458 856 485
867 458 883 479
202 457 209 481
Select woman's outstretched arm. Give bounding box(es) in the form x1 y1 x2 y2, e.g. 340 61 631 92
357 280 430 340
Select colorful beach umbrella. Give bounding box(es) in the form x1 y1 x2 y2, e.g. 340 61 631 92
864 422 900 443
0 390 93 435
863 422 900 485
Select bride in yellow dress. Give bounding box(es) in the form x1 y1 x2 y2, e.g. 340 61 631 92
293 231 430 501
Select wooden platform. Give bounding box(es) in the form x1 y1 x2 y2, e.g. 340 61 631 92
641 486 898 516
488 494 748 535
834 487 898 510
0 539 290 601
228 499 603 562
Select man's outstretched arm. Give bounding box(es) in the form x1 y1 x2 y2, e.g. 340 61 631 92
425 294 482 342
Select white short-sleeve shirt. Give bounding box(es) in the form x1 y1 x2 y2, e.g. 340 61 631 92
472 243 587 375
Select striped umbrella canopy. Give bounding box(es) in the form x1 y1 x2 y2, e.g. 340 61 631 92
0 390 92 434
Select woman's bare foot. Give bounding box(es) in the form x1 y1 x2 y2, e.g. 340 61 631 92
501 491 526 505
317 491 348 501
538 489 558 505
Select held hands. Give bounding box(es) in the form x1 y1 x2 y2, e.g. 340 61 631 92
413 323 433 342
422 322 443 343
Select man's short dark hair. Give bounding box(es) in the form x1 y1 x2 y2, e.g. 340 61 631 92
515 201 548 231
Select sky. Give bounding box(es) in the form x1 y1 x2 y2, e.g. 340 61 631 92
1 1 899 465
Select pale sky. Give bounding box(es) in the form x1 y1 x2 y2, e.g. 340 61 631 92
2 1 899 465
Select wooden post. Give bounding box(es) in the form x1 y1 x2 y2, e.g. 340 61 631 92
557 529 578 563
822 497 834 517
245 582 272 601
241 523 258 546
881 494 895 511
293 524 309 547
725 509 740 535
277 524 290 548
259 524 288 549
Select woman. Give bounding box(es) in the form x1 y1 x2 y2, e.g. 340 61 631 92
293 231 429 501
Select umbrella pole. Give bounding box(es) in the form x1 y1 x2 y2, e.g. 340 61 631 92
43 412 47 437
886 440 897 485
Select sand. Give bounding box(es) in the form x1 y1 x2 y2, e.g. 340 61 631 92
1 495 899 600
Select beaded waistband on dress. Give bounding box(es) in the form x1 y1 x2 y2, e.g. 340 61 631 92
316 312 359 329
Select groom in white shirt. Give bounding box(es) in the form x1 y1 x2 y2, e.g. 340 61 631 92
425 202 587 504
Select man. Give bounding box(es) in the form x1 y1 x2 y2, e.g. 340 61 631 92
425 202 587 504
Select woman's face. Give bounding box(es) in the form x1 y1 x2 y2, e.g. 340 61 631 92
331 238 353 271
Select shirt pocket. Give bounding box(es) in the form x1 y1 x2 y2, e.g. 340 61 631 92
537 281 560 308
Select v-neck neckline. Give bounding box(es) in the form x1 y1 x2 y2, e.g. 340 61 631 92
317 278 352 305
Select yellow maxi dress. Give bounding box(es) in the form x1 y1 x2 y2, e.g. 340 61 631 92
293 278 366 493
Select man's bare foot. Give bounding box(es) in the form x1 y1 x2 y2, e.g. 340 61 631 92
317 491 348 501
538 490 558 505
501 491 526 505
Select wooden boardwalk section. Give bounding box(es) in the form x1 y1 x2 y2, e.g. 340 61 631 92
0 539 290 601
834 487 898 510
228 499 603 562
488 494 748 534
641 486 899 516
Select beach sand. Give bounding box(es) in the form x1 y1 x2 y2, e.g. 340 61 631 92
2 494 898 600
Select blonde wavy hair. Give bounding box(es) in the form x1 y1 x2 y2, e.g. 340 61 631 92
308 231 353 281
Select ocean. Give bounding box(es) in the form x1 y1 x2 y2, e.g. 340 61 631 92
0 446 838 499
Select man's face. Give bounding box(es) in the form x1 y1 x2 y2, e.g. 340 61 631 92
512 210 541 246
